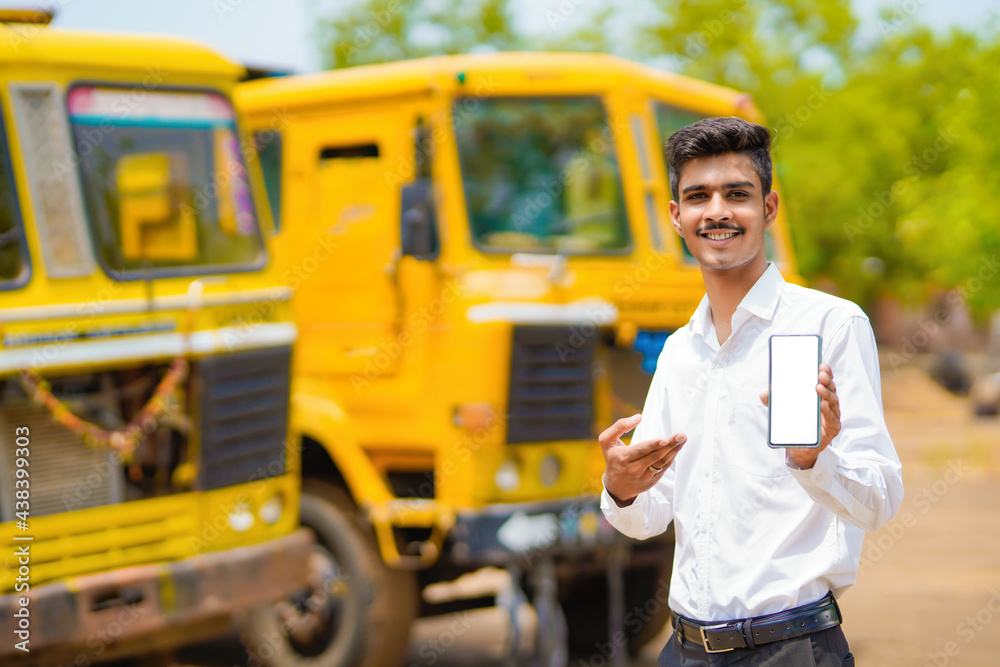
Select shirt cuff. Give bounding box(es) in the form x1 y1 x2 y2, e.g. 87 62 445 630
600 477 647 530
787 446 837 491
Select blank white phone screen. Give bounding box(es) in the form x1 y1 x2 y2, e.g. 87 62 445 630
768 335 821 447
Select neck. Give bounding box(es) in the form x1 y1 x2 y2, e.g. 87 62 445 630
702 257 769 345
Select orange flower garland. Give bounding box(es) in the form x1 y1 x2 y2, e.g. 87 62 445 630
15 300 199 461
18 357 189 461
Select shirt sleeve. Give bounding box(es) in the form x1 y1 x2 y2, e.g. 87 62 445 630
600 342 677 539
787 315 904 532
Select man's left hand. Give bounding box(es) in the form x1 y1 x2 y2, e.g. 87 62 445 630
759 363 841 470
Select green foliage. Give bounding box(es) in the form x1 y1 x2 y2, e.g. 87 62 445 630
318 0 524 69
314 0 1000 317
772 26 1000 316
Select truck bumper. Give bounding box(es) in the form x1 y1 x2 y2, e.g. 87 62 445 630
0 528 313 664
447 496 620 566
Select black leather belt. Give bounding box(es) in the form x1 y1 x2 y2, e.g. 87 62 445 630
670 592 842 653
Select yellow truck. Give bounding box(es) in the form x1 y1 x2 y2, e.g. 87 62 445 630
238 52 800 666
0 11 310 665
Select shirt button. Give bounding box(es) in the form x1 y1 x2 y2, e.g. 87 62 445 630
700 524 708 533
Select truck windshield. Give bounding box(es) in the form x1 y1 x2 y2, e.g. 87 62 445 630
69 86 264 277
454 96 630 254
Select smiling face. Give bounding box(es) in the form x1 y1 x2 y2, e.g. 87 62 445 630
668 151 778 275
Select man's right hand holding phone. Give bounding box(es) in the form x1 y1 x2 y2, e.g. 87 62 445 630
599 413 686 507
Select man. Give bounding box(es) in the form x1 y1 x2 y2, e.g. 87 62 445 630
599 117 903 666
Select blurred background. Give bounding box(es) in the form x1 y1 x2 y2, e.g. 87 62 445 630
15 0 1000 665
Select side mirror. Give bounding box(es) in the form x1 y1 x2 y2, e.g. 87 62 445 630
400 178 438 260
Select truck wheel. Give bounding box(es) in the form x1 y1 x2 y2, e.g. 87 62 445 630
559 557 673 656
242 480 418 667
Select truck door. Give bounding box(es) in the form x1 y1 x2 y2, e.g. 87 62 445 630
286 110 404 376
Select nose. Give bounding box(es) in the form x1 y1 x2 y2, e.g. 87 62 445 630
704 192 732 222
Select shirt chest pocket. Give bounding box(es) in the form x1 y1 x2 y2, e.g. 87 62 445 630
722 399 792 478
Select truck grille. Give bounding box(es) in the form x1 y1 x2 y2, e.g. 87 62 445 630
0 404 123 520
197 345 291 490
506 326 595 444
0 494 196 591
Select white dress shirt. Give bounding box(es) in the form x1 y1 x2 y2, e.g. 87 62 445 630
601 263 903 622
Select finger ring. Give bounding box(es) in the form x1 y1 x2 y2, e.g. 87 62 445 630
649 465 664 473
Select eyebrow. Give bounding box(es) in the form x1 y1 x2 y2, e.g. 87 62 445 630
681 180 757 194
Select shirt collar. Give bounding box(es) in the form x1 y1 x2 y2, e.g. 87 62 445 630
688 263 785 339
737 262 785 322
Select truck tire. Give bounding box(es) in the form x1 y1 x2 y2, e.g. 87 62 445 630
559 556 673 656
242 480 418 667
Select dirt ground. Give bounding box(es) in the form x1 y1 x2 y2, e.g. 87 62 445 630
176 360 1000 667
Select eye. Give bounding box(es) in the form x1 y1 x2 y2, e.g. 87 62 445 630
686 192 707 200
729 191 749 198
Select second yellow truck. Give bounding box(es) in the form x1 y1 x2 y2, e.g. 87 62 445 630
238 52 801 666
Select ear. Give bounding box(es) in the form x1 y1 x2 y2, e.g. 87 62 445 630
763 190 779 230
669 200 683 236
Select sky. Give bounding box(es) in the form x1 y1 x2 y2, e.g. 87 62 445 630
34 0 1000 74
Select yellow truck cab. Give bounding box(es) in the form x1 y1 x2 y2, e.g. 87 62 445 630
238 51 800 665
0 11 309 665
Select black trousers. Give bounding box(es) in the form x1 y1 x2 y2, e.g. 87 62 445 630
658 625 854 666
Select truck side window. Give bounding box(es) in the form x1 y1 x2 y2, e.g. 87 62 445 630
0 99 28 288
399 118 439 260
652 102 703 263
254 130 283 230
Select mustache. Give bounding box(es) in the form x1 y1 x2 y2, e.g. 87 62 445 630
697 224 744 234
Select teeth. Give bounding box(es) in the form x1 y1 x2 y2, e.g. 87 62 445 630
706 232 736 240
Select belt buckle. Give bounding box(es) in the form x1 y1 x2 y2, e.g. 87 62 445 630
699 623 734 653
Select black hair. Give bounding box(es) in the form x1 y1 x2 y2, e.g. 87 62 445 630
665 117 772 201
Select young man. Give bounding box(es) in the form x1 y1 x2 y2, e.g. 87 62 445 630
599 117 903 666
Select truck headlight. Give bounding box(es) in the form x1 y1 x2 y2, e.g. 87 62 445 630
539 454 561 488
258 494 284 525
494 459 521 492
227 503 255 532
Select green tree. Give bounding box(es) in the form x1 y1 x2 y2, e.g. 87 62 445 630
318 0 524 69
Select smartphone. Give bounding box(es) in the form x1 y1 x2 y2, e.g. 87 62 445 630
768 334 822 448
